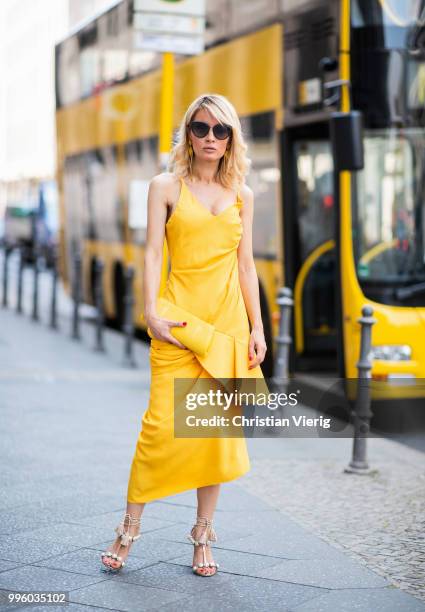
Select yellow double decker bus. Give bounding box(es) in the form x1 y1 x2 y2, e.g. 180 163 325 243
55 0 425 414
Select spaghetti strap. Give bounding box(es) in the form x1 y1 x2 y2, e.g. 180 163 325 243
236 189 243 210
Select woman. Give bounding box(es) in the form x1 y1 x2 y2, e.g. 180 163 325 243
101 93 267 577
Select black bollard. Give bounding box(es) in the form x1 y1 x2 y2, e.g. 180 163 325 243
16 246 24 314
345 305 377 475
122 264 137 368
49 246 59 330
272 287 294 388
31 245 40 322
2 246 11 308
71 249 82 340
93 258 106 353
264 287 294 433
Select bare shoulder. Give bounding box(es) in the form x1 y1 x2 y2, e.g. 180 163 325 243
149 172 181 201
239 183 254 206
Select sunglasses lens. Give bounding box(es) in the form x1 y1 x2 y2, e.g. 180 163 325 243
213 124 231 140
190 122 209 138
190 121 231 140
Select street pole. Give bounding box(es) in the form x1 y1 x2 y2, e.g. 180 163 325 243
16 246 24 314
157 51 175 297
123 264 137 368
49 246 59 330
93 258 105 353
272 287 294 388
345 305 377 475
265 287 294 433
2 246 11 308
31 245 40 322
71 248 81 340
159 51 174 172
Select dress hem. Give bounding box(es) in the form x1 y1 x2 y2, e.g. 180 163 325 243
127 463 251 504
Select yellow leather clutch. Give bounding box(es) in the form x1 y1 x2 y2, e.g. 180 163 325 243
146 297 215 357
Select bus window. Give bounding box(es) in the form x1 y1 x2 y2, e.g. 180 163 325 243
55 36 80 108
295 141 334 260
353 128 425 291
294 139 336 358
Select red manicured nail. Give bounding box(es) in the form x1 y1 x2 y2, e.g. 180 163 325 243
182 321 187 326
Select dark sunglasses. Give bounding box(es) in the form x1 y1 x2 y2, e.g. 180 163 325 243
189 120 232 140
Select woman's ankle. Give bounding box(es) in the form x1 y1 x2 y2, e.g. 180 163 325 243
126 502 145 519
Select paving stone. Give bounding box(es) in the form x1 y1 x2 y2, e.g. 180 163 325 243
210 508 309 538
110 560 234 593
33 547 155 577
68 578 190 611
213 531 344 560
0 535 81 565
287 586 425 611
0 565 105 593
154 573 324 612
0 507 57 537
2 492 126 522
0 488 40 510
254 557 389 589
0 562 22 575
13 523 118 548
0 597 114 612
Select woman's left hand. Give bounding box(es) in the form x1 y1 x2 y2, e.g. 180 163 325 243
248 327 267 369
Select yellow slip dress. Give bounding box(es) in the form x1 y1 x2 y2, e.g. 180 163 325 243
127 177 267 503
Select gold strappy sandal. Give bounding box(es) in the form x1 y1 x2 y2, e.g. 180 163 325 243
101 513 141 571
187 516 220 576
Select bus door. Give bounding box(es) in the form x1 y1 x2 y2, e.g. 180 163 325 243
284 125 338 371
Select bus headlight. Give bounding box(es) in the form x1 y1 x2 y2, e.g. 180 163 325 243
370 345 412 361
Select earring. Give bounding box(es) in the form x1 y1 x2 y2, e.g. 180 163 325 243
188 142 193 174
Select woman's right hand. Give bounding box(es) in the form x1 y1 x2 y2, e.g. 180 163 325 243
146 314 188 349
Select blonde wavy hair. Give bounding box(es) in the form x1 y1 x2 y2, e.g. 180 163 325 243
168 93 251 191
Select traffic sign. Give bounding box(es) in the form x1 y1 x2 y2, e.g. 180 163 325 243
133 12 204 35
133 0 205 55
134 0 205 17
133 31 204 54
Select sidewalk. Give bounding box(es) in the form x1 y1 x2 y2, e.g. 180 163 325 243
0 262 424 611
